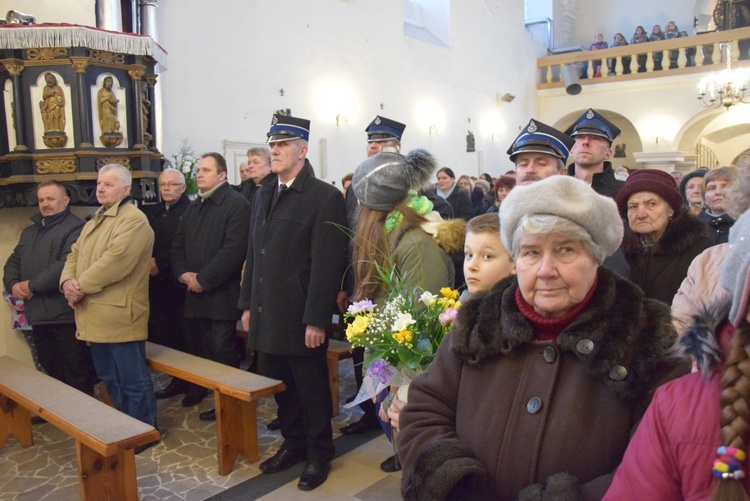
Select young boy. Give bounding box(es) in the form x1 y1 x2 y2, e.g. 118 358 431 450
462 213 515 300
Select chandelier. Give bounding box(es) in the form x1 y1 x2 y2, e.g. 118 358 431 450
697 44 750 109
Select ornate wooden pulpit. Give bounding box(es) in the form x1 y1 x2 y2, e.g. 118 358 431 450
0 24 167 208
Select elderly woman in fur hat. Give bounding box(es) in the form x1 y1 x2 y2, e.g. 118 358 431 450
616 169 711 306
350 147 465 472
398 176 687 500
605 210 750 500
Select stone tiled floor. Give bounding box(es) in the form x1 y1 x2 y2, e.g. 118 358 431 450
0 359 401 500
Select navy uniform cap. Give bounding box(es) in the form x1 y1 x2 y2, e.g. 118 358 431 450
565 108 621 143
507 119 575 164
365 115 406 142
267 114 310 143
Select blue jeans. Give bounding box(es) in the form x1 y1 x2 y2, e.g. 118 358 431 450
90 341 157 428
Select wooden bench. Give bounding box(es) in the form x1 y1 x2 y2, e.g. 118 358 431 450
327 339 354 417
234 328 354 417
144 342 285 475
0 355 160 501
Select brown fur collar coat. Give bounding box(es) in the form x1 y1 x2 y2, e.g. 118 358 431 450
451 266 678 403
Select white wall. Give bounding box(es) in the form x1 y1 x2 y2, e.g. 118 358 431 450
569 0 709 48
156 0 545 183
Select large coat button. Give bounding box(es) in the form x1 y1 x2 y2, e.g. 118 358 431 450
609 365 628 380
543 346 557 363
526 397 542 414
257 306 263 313
576 339 594 355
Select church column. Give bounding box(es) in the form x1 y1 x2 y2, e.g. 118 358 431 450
140 0 158 38
96 0 123 31
70 57 93 148
139 0 162 151
128 65 146 150
6 61 28 152
143 73 157 150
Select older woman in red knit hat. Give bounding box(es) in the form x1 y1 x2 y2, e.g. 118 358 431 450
616 169 711 305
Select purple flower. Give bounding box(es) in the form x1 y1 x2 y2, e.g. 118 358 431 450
368 359 393 384
348 299 376 315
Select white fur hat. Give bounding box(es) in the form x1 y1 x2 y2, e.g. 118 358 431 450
499 176 623 259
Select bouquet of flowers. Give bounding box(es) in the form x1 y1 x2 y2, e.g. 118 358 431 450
343 284 460 407
171 139 198 195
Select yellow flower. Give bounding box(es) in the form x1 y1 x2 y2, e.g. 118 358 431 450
438 297 457 311
392 329 413 345
346 315 370 341
440 287 459 300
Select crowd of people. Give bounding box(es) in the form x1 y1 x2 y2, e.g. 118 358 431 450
3 107 750 498
579 20 697 77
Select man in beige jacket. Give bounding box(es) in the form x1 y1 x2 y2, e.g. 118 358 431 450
61 164 158 444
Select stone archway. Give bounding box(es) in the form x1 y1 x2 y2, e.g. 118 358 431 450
674 106 750 167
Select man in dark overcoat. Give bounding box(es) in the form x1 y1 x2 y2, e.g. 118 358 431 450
171 152 250 419
239 114 347 491
142 168 192 399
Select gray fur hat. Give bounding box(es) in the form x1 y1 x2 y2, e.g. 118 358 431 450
720 210 750 327
352 148 436 211
499 176 623 259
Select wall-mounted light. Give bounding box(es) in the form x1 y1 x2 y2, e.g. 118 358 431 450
498 92 515 103
335 114 349 126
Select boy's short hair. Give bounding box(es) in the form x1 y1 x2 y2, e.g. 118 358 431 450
466 213 500 235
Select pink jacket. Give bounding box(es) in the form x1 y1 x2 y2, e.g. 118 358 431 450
671 243 730 336
606 311 750 500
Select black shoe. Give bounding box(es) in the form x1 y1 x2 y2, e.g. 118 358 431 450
31 415 46 425
259 448 306 474
345 393 357 404
297 460 331 491
267 418 280 430
340 415 380 435
135 439 160 455
181 391 206 408
155 379 188 399
380 455 401 473
199 409 216 421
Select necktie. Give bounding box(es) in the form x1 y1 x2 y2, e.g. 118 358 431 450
273 183 287 206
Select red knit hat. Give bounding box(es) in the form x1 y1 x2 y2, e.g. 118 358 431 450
615 169 684 216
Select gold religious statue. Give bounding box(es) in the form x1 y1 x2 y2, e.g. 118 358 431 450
97 75 123 147
39 72 65 132
97 76 120 133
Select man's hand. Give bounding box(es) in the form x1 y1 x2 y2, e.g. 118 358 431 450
336 290 349 314
11 281 33 300
241 309 250 332
62 279 85 308
179 272 204 293
305 325 326 349
149 257 159 277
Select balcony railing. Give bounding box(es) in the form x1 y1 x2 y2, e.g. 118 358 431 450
537 26 750 89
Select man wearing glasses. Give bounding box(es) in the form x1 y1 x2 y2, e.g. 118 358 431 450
142 168 191 400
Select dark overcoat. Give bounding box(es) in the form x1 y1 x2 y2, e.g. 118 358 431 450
621 209 711 306
171 182 250 320
567 161 625 199
238 168 347 357
3 208 84 325
399 268 688 500
143 193 190 283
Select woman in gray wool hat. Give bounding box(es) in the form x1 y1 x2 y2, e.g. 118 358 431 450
399 175 687 500
349 147 465 473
